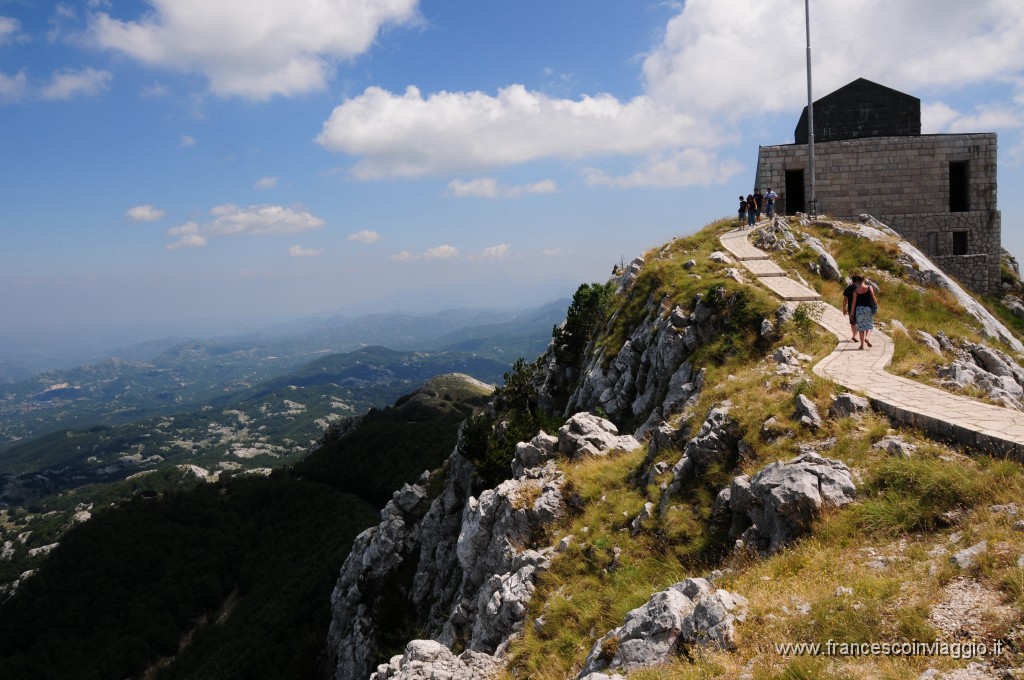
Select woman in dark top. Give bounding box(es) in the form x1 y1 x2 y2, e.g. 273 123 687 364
849 279 878 350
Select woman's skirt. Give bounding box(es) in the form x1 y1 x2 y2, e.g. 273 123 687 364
855 306 874 332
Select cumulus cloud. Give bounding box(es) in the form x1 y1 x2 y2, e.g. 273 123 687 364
447 177 557 199
88 0 419 100
254 176 278 190
467 244 510 262
164 204 325 250
347 229 381 244
643 0 1024 118
180 134 196 147
126 204 166 222
0 70 27 102
39 68 112 100
289 244 321 257
391 244 458 262
316 85 717 179
315 0 1024 187
923 101 1024 134
204 203 325 236
0 16 22 45
166 233 207 250
583 149 744 189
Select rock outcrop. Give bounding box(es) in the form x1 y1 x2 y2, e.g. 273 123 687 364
370 640 502 680
577 577 747 677
718 452 856 555
325 413 647 679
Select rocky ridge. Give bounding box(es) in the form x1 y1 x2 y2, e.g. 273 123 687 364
325 215 1024 679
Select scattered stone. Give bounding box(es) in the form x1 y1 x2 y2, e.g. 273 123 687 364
950 541 987 569
873 435 917 458
829 392 870 419
915 330 944 355
1002 294 1024 321
887 319 910 337
835 586 854 597
708 251 733 264
803 236 842 281
27 543 58 558
630 502 654 536
760 319 774 338
794 394 823 430
989 503 1019 517
683 259 697 270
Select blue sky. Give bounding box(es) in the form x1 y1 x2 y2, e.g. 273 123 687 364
2 0 1023 343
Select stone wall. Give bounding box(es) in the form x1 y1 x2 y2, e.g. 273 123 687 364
755 133 1001 293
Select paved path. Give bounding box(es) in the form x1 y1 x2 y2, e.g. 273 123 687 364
719 225 1024 460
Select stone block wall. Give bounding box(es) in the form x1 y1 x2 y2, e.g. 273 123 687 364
755 133 1001 293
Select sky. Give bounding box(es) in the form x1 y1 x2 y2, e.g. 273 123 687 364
2 0 1023 345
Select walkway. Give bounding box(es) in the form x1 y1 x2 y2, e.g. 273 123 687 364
719 225 1024 460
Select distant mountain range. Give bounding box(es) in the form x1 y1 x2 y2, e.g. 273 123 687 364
0 300 567 446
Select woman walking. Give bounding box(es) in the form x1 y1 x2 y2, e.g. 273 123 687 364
849 278 879 349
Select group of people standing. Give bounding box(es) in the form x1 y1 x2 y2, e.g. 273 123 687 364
842 275 879 350
738 188 778 226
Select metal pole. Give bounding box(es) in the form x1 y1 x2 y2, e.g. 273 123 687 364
805 0 816 218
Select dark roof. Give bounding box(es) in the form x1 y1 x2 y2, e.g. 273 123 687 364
795 78 921 144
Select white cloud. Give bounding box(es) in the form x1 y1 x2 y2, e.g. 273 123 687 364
0 70 27 102
205 203 325 236
180 134 196 147
254 176 279 190
447 177 557 199
0 16 22 46
126 204 166 222
347 229 381 244
315 0 1024 188
289 244 321 257
88 0 420 100
140 82 169 98
165 233 207 250
163 204 325 249
542 248 566 257
39 68 112 100
923 101 1024 134
391 244 458 262
317 85 718 179
643 0 1024 118
583 149 744 189
467 244 510 262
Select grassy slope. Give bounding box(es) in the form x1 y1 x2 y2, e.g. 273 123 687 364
501 217 1024 679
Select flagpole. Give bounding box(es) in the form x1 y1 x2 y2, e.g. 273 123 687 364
805 0 816 218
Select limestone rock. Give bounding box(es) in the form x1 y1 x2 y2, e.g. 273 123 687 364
804 236 842 281
512 431 559 477
578 579 747 677
916 330 944 356
950 541 987 569
794 394 823 430
370 639 502 680
829 393 870 419
724 452 856 554
557 413 640 459
708 251 733 264
873 435 917 458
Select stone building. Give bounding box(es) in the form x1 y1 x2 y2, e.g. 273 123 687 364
755 78 1001 293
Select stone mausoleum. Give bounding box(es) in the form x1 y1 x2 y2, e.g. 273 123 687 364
755 78 1001 293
